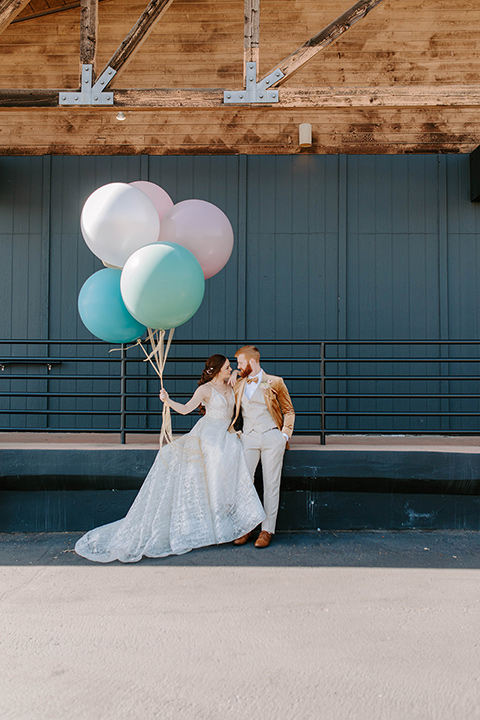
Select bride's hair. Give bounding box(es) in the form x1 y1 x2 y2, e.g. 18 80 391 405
197 354 228 415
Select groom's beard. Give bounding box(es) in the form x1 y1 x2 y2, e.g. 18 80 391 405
240 363 253 379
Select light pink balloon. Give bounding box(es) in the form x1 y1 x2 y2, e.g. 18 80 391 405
158 199 234 279
130 181 174 223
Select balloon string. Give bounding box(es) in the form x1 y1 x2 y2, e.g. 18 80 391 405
108 339 143 354
137 328 175 448
110 330 175 448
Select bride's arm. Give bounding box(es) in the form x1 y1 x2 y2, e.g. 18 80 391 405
159 385 211 415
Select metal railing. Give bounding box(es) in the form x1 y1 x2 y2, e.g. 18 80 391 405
1 339 480 444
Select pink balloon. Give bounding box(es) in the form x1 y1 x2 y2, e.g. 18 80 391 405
158 199 234 279
130 181 174 223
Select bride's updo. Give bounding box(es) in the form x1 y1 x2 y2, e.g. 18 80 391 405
197 354 228 415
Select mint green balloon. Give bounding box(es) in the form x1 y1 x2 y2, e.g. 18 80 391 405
120 242 205 329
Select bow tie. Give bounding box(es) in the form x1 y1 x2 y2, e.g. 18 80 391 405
246 377 259 384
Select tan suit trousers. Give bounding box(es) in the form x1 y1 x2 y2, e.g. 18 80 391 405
241 428 287 534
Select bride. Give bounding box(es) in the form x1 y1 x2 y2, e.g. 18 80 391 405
75 354 266 562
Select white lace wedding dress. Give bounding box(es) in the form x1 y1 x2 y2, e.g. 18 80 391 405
75 386 265 562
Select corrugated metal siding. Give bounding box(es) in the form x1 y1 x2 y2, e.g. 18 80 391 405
148 156 243 432
47 157 145 430
444 155 480 431
244 156 340 432
1 154 480 434
0 157 48 428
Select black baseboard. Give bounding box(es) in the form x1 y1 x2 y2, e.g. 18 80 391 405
2 446 480 532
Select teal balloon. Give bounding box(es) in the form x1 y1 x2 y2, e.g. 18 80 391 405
78 268 147 343
120 242 205 329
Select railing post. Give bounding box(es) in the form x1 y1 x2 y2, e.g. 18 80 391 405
120 343 126 444
320 341 326 445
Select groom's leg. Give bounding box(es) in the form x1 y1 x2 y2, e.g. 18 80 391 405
259 429 286 534
241 431 262 480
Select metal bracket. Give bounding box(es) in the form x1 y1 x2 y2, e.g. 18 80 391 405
223 62 283 104
59 64 116 106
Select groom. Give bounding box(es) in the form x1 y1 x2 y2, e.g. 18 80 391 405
229 345 295 548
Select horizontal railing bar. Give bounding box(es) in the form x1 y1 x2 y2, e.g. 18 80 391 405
323 412 480 417
0 394 176 399
325 394 480 399
326 376 480 381
0 374 321 381
2 375 479 384
321 430 480 435
323 358 480 363
0 428 123 433
2 375 479 383
1 358 116 363
0 375 125 381
0 360 63 365
5 355 480 364
0 409 319 417
5 339 480 345
3 392 480 401
0 410 121 415
2 409 480 419
1 427 479 436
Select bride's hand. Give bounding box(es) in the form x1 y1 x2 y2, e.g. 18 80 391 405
227 369 239 387
159 389 169 403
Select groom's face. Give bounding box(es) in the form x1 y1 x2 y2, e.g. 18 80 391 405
236 353 252 379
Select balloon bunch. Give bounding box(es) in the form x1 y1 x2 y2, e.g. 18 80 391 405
77 180 234 443
78 181 234 342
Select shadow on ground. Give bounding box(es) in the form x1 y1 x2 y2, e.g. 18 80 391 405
1 530 479 569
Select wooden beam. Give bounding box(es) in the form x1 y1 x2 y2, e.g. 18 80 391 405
97 0 175 82
244 0 260 86
0 0 33 36
278 85 480 108
80 0 98 81
12 0 109 24
3 86 480 110
259 0 386 88
112 86 480 109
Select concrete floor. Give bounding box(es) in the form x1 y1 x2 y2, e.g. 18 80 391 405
1 530 480 720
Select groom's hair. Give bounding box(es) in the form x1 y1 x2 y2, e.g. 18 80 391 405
235 345 260 362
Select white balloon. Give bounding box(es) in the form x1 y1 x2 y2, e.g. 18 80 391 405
81 182 160 267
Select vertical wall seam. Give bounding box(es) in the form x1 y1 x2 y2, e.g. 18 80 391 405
337 154 348 430
438 155 449 340
438 154 450 430
141 154 149 180
237 155 247 339
41 155 52 340
41 155 52 431
337 154 348 340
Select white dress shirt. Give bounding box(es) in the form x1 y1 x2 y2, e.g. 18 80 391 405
243 369 263 400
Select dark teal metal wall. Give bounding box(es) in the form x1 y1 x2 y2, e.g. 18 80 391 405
1 154 480 433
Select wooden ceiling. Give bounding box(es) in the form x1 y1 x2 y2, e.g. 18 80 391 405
1 0 480 156
17 0 83 22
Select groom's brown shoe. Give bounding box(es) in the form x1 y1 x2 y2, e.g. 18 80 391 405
233 531 254 546
254 531 272 548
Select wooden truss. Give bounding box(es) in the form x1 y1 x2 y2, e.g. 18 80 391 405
1 0 480 110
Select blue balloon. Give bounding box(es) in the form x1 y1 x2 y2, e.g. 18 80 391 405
120 242 205 329
78 268 147 343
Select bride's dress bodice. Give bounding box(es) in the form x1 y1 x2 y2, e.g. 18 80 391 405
203 385 234 424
